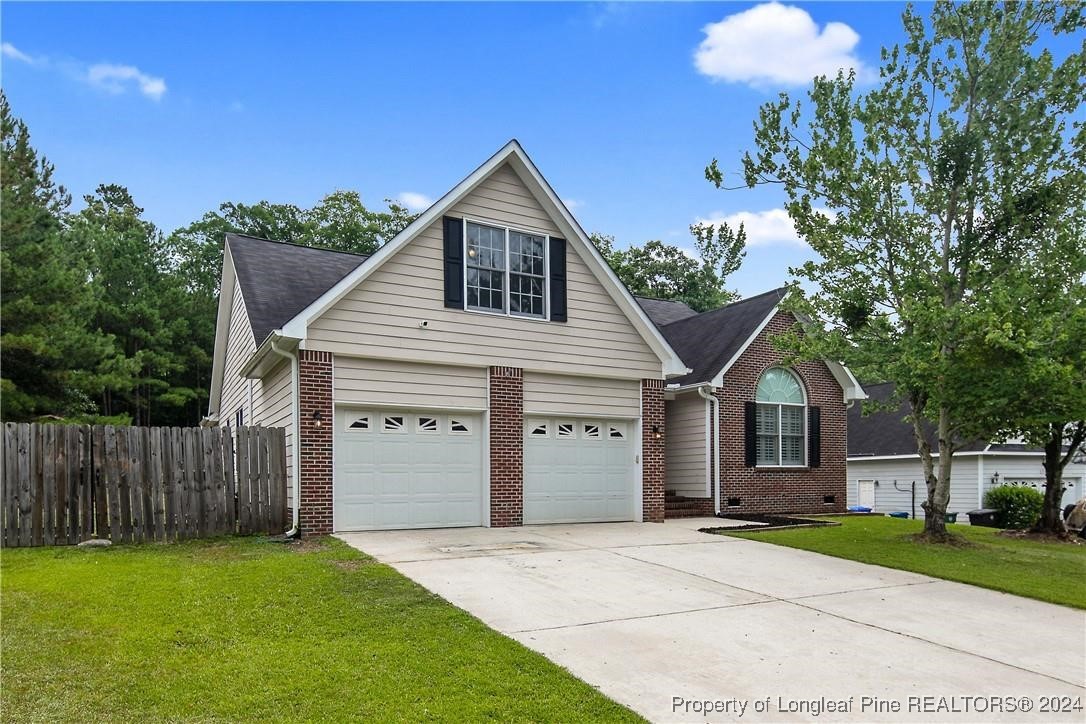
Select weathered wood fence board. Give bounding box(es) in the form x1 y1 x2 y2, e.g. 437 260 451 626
0 423 287 547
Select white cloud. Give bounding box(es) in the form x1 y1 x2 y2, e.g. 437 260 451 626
2 42 36 64
87 63 167 100
397 192 433 212
694 2 867 88
563 198 585 212
696 208 829 247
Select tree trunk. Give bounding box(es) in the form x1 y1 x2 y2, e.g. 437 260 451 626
920 405 954 539
1033 422 1085 536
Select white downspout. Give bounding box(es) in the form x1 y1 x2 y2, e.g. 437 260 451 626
697 385 721 515
269 336 300 538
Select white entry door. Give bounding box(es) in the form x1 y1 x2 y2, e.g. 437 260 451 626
523 417 636 524
858 480 876 509
334 408 483 531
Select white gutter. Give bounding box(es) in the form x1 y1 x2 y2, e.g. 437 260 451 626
269 335 300 538
696 385 721 515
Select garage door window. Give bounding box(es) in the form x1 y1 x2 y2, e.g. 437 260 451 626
582 423 601 440
608 423 626 440
382 415 406 433
529 422 549 437
347 415 371 431
557 422 576 439
449 418 472 435
416 416 439 434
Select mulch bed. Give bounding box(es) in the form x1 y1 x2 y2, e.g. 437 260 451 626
997 529 1084 545
699 513 841 533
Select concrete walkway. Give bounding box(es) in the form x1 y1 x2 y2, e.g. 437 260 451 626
338 519 1086 723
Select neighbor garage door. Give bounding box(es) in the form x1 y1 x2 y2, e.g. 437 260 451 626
523 417 636 524
334 407 483 531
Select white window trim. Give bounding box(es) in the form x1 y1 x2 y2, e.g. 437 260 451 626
754 368 808 469
416 415 440 434
381 414 407 434
345 414 372 432
463 217 550 322
449 418 472 435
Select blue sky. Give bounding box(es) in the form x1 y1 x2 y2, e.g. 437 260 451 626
3 1 914 297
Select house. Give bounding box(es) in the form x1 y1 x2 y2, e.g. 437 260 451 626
207 140 864 535
847 382 1085 518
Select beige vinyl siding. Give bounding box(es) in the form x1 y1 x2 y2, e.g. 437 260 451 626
522 372 639 418
306 163 661 378
334 357 486 410
666 392 708 498
252 359 294 509
220 277 257 424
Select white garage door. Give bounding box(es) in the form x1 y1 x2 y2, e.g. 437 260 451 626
334 408 483 531
524 417 637 524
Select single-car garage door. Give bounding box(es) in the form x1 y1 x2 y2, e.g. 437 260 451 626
524 417 637 524
334 407 483 531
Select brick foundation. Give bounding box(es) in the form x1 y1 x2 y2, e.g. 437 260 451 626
489 366 523 527
642 379 666 523
299 349 334 535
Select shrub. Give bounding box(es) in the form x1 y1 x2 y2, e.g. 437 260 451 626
983 485 1044 529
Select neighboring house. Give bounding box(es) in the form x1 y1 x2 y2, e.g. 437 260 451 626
207 140 864 535
847 382 1085 518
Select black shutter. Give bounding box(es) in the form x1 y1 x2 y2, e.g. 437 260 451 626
443 216 464 309
744 401 757 467
808 406 821 468
549 237 567 322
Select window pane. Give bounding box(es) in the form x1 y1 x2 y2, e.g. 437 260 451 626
782 435 805 465
756 368 804 404
757 435 778 465
781 406 804 435
466 222 505 271
756 404 778 434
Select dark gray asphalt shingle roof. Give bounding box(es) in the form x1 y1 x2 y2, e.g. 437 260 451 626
635 297 698 326
228 233 368 345
846 382 1043 457
657 288 786 385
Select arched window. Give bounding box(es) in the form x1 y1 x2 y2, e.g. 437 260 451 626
754 368 806 466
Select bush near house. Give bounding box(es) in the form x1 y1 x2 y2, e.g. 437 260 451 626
984 485 1045 529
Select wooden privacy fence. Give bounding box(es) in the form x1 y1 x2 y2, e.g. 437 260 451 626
1 423 287 547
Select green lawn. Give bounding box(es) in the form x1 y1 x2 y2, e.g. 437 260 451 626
724 516 1086 609
1 537 640 723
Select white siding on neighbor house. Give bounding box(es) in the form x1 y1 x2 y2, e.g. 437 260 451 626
252 359 294 509
220 276 257 426
666 392 708 498
522 373 640 418
334 357 487 410
305 162 662 379
846 455 1086 518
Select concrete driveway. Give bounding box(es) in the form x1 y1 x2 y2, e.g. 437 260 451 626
338 519 1086 723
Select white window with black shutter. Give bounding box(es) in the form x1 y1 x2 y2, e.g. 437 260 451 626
744 368 820 468
442 215 566 322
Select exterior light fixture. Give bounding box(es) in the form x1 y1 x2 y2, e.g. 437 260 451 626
652 425 662 440
312 410 323 427
991 472 1000 486
467 246 477 258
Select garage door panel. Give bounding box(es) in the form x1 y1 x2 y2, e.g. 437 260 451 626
524 416 636 524
334 408 483 531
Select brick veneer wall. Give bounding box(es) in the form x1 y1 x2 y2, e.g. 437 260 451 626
299 349 334 535
716 311 847 514
489 366 523 527
642 379 667 523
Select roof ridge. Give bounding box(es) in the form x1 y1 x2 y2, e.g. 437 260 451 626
661 286 785 328
227 232 372 259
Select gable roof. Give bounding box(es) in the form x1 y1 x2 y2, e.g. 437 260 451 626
273 139 687 377
658 288 787 386
228 234 368 345
635 296 698 326
847 382 1041 457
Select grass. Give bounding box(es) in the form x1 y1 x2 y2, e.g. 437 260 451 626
1 536 641 723
724 515 1086 609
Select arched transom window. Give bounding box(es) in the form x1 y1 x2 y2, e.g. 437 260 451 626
755 368 806 466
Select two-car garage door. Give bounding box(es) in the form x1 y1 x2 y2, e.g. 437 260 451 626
333 406 637 530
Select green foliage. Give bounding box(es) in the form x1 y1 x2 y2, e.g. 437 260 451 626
710 1 1085 537
590 223 745 312
984 485 1045 530
0 92 114 421
1 537 641 722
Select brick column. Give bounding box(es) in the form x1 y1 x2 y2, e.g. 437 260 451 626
299 350 333 535
489 366 523 527
642 378 666 522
